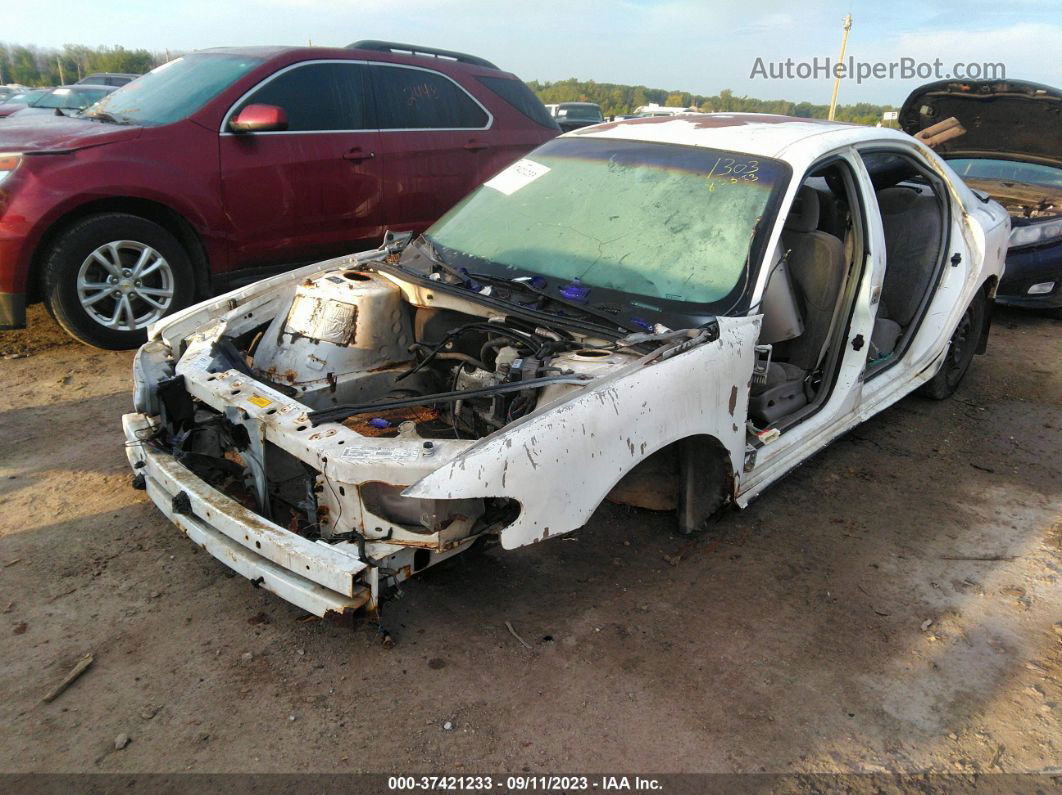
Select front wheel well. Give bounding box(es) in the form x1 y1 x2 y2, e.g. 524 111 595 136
29 198 211 304
605 433 735 534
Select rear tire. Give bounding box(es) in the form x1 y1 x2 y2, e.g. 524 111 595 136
920 290 987 400
43 213 195 349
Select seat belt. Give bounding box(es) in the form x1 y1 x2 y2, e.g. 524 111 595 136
812 214 855 375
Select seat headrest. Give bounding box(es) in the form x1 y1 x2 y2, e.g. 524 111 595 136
784 186 820 233
876 186 922 215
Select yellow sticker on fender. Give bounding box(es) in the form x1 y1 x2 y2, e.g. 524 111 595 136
248 395 272 408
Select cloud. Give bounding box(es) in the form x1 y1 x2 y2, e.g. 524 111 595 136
847 22 1062 98
7 1 1061 105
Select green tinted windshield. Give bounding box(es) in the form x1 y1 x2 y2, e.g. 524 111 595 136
85 53 263 126
948 158 1062 189
34 87 110 109
428 137 788 306
8 90 47 105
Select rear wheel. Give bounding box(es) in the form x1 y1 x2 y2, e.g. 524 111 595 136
43 213 195 349
920 290 987 400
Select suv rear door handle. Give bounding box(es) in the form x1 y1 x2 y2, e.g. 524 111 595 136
343 148 375 162
463 140 488 151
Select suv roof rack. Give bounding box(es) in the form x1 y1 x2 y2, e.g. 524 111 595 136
347 40 499 70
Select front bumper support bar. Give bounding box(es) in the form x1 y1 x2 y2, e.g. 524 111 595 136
122 413 371 617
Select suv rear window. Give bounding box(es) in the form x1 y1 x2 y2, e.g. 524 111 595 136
477 76 558 130
371 65 488 129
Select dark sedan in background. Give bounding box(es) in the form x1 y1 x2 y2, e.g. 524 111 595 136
902 79 1062 313
76 72 139 87
6 84 116 118
545 101 603 131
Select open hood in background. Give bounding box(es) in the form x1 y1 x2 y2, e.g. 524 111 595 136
900 79 1062 168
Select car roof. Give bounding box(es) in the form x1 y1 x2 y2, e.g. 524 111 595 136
195 45 296 58
58 84 111 89
194 44 506 75
570 112 912 159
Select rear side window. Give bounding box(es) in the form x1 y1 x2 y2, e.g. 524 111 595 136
478 77 559 130
371 64 488 129
237 62 371 131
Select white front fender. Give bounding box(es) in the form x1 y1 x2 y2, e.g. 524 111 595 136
405 316 761 548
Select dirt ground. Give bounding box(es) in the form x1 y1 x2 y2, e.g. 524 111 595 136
0 303 1059 776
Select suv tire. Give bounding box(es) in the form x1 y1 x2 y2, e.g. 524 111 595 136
43 213 195 349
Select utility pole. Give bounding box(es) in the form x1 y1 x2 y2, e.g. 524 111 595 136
57 56 65 85
827 13 852 121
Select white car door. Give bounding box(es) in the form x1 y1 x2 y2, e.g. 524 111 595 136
737 148 881 504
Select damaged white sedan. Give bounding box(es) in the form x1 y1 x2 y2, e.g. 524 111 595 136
123 114 1009 618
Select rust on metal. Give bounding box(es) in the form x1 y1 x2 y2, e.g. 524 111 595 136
342 406 439 437
576 112 844 135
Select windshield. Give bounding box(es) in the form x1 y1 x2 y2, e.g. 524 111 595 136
85 52 264 126
948 158 1062 189
33 87 111 110
9 90 45 104
559 104 602 121
427 137 788 315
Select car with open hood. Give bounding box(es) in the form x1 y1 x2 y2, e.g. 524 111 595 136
901 79 1062 311
122 113 1008 619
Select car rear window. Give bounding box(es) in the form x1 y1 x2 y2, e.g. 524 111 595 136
371 64 488 129
478 76 558 129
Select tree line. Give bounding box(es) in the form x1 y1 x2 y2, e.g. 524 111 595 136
529 78 894 126
0 43 166 86
1 43 894 125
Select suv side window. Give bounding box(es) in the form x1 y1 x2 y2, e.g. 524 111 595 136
235 61 371 131
371 64 488 129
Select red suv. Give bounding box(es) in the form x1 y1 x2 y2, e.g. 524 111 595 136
0 41 558 347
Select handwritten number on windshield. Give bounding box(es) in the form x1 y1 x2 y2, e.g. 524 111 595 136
706 157 759 190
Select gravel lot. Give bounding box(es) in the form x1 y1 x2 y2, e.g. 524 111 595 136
0 303 1059 775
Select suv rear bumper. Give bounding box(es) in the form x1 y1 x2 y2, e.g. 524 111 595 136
122 412 373 618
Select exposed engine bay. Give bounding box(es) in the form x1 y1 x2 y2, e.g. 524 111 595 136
124 246 742 617
168 266 645 543
965 178 1061 221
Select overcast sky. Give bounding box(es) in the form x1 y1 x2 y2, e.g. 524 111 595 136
8 0 1062 104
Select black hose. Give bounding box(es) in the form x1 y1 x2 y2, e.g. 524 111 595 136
395 323 544 383
309 374 592 426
